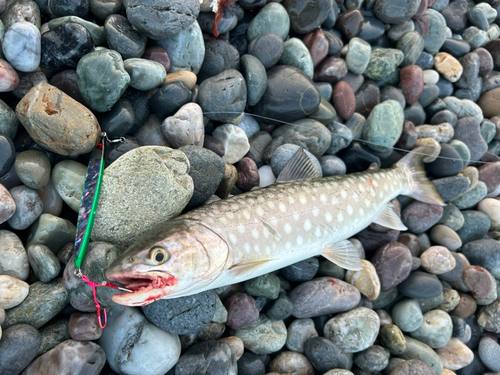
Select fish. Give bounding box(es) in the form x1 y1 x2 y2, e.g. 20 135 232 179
106 146 444 306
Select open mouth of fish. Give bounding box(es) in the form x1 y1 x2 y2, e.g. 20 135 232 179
107 273 176 306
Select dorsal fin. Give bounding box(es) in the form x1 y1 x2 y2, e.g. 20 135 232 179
276 148 321 183
322 240 363 270
372 203 408 231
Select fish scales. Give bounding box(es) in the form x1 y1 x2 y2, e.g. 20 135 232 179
106 147 444 305
183 168 407 272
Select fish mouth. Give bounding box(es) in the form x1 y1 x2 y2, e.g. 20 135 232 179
106 272 176 306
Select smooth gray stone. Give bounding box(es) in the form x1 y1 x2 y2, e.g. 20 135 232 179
479 337 500 372
7 185 43 230
278 37 314 78
353 345 390 372
0 324 41 375
286 318 318 353
124 58 166 91
14 150 51 189
156 20 205 74
27 244 61 283
0 99 19 140
1 0 41 30
176 340 236 374
2 21 40 72
392 298 423 332
409 310 453 348
247 2 290 41
105 14 146 59
240 54 267 106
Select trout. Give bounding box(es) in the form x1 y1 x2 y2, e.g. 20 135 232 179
106 147 444 306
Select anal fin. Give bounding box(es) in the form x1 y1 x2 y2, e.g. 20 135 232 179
373 203 408 231
276 148 321 183
228 260 272 276
322 240 363 271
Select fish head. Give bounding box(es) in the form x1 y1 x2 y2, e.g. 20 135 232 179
106 219 229 306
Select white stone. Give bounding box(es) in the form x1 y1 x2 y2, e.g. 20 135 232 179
2 22 41 72
423 69 440 85
98 306 181 375
436 337 474 370
0 275 29 309
258 165 276 187
477 198 500 231
212 124 250 164
162 103 204 148
0 230 30 281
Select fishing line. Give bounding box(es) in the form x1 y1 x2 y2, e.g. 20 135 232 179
123 110 498 165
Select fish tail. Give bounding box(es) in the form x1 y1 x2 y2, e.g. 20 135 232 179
395 146 445 206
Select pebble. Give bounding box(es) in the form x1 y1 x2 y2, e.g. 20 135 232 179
286 318 318 353
162 103 204 148
400 65 424 105
354 345 390 372
27 244 60 283
284 0 332 34
15 83 100 155
332 81 355 120
0 230 29 281
478 337 500 372
0 324 41 375
400 336 444 374
105 15 146 60
462 266 496 300
304 336 349 372
478 199 500 231
199 39 240 81
41 21 94 71
36 318 71 357
231 314 287 355
432 176 470 202
323 307 380 353
336 8 364 40
364 49 404 81
0 275 29 309
391 359 435 375
434 52 464 82
14 150 51 189
212 124 250 164
272 119 331 158
401 201 443 233
247 2 289 41
98 306 181 375
142 46 170 72
224 292 259 330
345 259 381 300
68 312 101 341
7 185 43 230
3 278 68 330
289 277 361 318
363 100 404 152
420 246 455 275
374 0 420 24
268 351 314 375
281 257 319 282
435 337 473 371
51 160 86 212
0 59 19 92
124 58 166 91
379 324 407 355
392 298 424 332
0 184 16 224
398 271 443 299
26 213 76 255
409 309 453 348
236 352 266 375
240 54 266 107
456 210 491 244
248 33 283 69
2 21 41 72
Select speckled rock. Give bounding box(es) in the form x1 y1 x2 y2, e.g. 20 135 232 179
400 336 444 374
379 324 407 355
0 275 29 309
436 337 474 371
478 336 500 372
231 314 287 355
0 230 29 281
363 100 404 152
286 318 318 353
409 309 453 348
323 307 380 353
91 147 192 249
162 103 204 148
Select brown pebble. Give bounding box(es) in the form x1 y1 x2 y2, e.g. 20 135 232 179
436 338 474 371
450 293 477 320
332 81 355 120
462 265 496 299
370 242 413 291
400 65 424 105
164 70 197 90
223 292 259 330
302 29 329 68
354 81 380 117
236 157 260 192
336 8 364 40
479 87 500 118
268 351 314 375
142 46 170 72
345 259 381 300
395 120 418 150
68 312 102 341
434 52 463 83
473 47 494 75
0 59 19 92
15 82 101 156
218 336 244 360
478 160 500 195
215 164 238 199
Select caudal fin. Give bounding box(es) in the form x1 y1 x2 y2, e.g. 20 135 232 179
395 146 445 206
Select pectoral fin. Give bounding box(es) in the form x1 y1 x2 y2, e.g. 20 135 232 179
276 148 321 183
228 260 272 276
322 240 363 271
373 203 408 231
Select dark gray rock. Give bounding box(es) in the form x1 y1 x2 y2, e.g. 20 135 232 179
0 324 41 375
304 336 349 372
456 210 491 245
398 271 443 299
284 0 333 34
198 39 240 81
104 14 147 59
461 239 500 278
142 290 216 335
175 340 236 374
281 257 319 282
432 176 470 202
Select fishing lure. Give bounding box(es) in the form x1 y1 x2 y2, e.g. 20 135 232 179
73 132 131 328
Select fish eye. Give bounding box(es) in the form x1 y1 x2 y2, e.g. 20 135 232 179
150 247 169 264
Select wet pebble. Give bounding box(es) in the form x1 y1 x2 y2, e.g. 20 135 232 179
478 337 500 372
0 324 41 375
345 259 381 300
401 201 443 234
398 271 443 299
409 309 453 348
420 246 455 275
27 244 60 283
379 324 407 355
0 185 16 225
68 312 101 340
286 318 318 353
14 150 51 189
392 298 424 332
304 336 349 372
224 292 259 330
231 314 287 355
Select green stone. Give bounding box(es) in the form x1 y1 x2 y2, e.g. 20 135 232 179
245 273 281 300
37 318 70 356
27 244 61 283
26 214 76 255
363 100 404 152
3 279 69 329
481 119 497 144
380 324 407 355
240 54 267 106
438 203 464 231
364 48 404 81
76 48 130 112
409 310 452 348
123 58 166 91
392 299 423 333
247 2 290 41
346 37 371 75
315 82 333 102
397 31 424 66
371 288 399 309
51 160 86 212
417 293 445 314
449 139 471 167
451 181 488 209
0 99 19 140
278 38 314 79
318 259 346 280
48 16 105 46
420 9 447 55
401 336 444 374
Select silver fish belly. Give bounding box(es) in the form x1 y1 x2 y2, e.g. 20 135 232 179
106 147 444 305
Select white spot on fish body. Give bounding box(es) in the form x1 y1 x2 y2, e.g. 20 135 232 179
254 244 260 252
297 236 303 245
341 190 348 199
352 192 359 202
365 198 371 207
299 195 307 205
359 207 364 215
284 223 292 233
374 174 381 180
337 212 344 222
227 211 235 219
229 233 238 244
244 243 251 253
320 194 327 203
220 217 228 225
370 189 376 197
268 201 275 209
358 183 365 192
304 219 312 231
315 226 322 237
243 210 251 219
312 208 320 217
347 205 353 215
238 225 245 234
293 212 301 221
331 196 339 205
325 212 333 222
288 196 295 204
384 184 388 191
285 241 292 249
252 228 260 239
279 202 287 213
372 179 378 187
379 191 384 199
256 206 265 216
